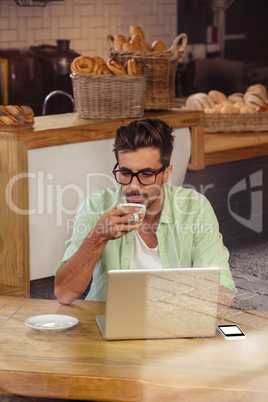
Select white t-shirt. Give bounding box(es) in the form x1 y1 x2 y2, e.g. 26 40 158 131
129 230 162 270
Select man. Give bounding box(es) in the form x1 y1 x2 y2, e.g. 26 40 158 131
55 118 236 306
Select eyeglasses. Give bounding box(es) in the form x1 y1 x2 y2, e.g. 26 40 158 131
113 163 166 186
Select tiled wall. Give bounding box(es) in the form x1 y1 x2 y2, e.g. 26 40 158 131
0 0 178 59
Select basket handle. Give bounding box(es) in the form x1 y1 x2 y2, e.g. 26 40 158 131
106 34 114 52
168 33 188 54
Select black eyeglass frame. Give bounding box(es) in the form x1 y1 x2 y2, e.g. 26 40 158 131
112 163 167 186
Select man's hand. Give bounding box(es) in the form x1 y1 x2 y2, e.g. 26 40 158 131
91 203 144 242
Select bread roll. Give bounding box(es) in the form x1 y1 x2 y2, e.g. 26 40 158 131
97 65 113 75
151 40 166 51
185 95 203 111
122 42 137 51
257 103 268 112
220 103 235 114
71 56 109 75
20 105 34 117
107 58 127 75
228 93 244 103
208 90 227 104
246 84 267 102
204 108 217 114
92 57 106 74
240 105 257 114
233 101 244 111
0 105 34 125
185 93 214 110
4 105 21 116
1 115 21 125
212 104 223 113
244 92 264 108
71 56 95 74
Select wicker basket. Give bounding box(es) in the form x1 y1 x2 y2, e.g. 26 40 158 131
204 112 268 133
107 33 188 110
71 73 146 119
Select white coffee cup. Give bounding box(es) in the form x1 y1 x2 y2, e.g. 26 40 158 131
117 203 146 224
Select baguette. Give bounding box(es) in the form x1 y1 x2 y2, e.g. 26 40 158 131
129 25 146 41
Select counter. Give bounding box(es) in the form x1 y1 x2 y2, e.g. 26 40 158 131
189 125 268 170
1 109 268 296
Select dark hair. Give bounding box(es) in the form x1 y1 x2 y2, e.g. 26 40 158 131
113 118 174 165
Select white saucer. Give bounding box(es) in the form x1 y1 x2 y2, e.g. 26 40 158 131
24 314 79 332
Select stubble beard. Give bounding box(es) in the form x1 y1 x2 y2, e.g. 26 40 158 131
124 179 164 215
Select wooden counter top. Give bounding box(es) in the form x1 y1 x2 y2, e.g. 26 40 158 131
0 110 202 150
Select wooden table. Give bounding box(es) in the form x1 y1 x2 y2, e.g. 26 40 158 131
0 296 267 401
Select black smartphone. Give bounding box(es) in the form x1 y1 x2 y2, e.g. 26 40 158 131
218 325 246 340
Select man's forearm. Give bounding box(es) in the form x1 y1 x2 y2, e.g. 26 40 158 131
54 229 108 305
55 204 144 304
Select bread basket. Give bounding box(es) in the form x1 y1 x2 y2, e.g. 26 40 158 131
204 112 268 132
107 33 188 110
71 74 146 119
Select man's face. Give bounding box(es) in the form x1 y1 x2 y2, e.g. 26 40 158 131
117 147 172 213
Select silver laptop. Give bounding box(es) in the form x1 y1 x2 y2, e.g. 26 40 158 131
96 267 220 340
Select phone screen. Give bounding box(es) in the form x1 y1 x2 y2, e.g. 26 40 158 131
218 325 246 338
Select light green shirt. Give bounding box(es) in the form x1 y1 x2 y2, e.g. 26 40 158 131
58 184 237 301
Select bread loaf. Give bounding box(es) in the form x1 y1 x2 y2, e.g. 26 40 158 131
233 101 245 111
240 105 257 114
186 93 214 110
244 92 264 108
220 102 236 114
151 40 166 51
228 93 244 103
0 105 34 125
246 84 267 102
208 90 227 104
